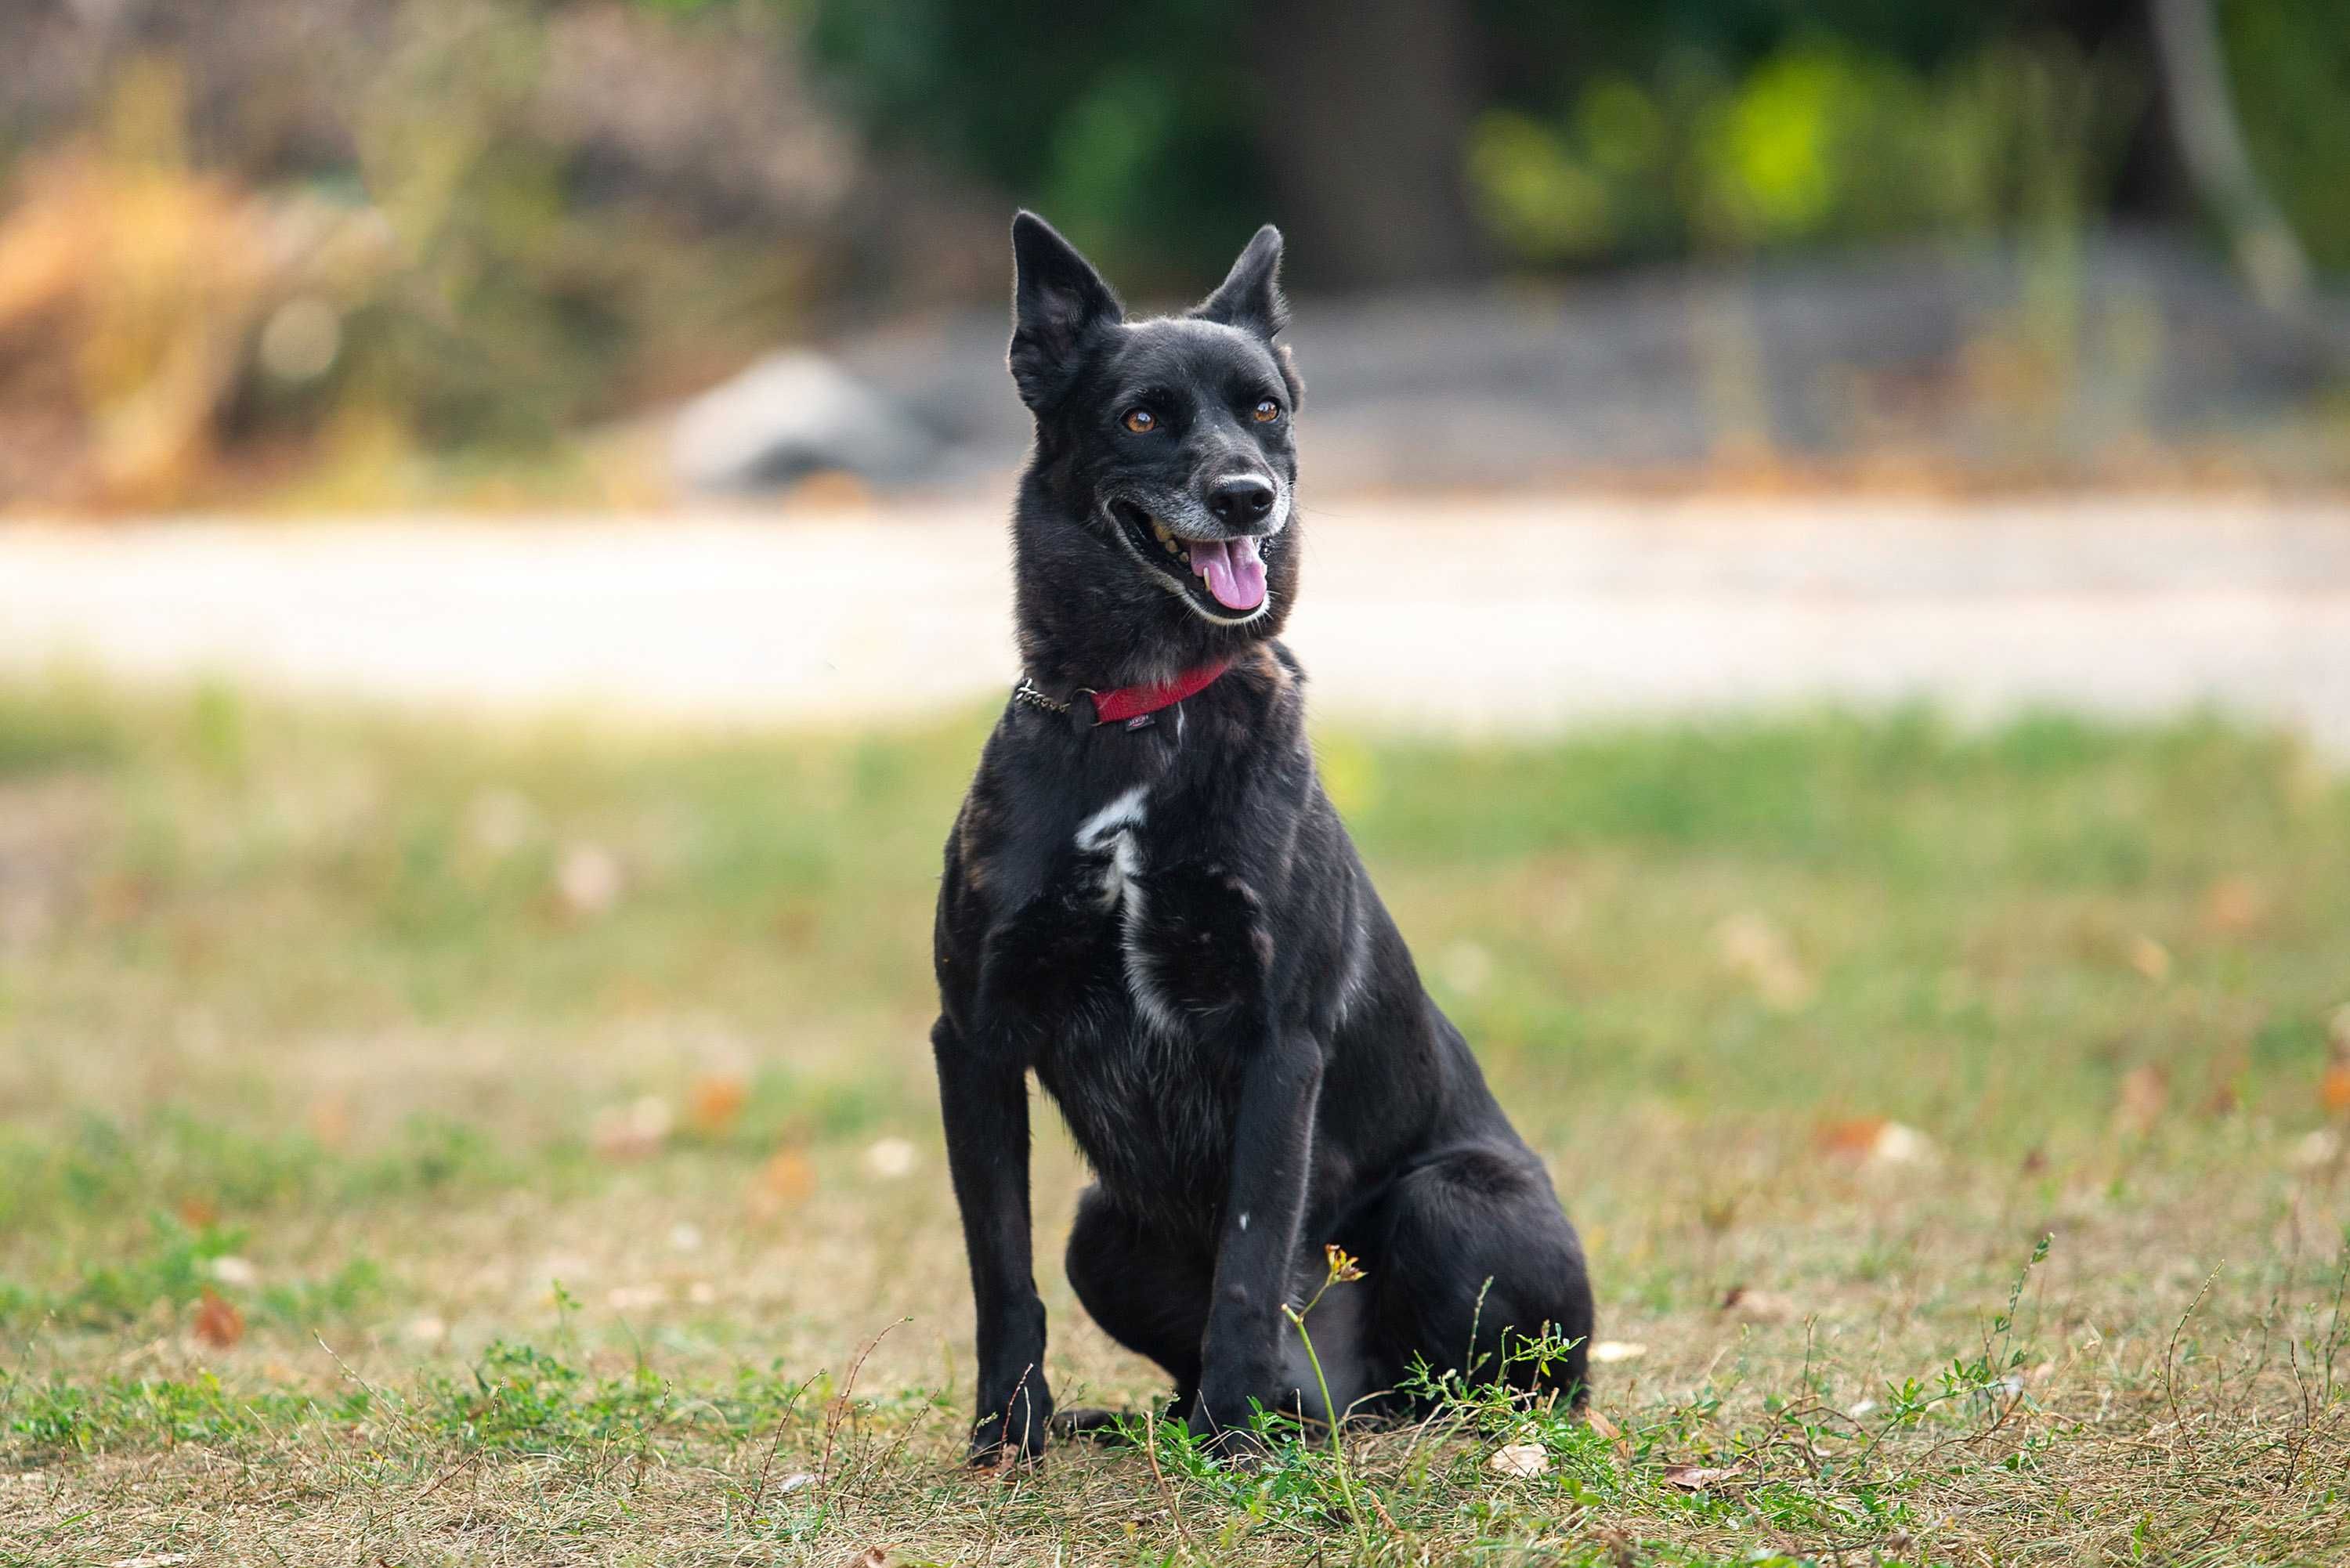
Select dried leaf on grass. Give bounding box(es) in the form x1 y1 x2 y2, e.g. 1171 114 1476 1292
555 843 624 919
688 1074 749 1135
1813 1116 1936 1167
1719 1284 1799 1323
2114 1064 2168 1136
2201 876 2266 933
193 1288 244 1349
752 1147 817 1213
1660 1464 1737 1492
2321 1006 2350 1117
592 1095 673 1161
1487 1441 1549 1478
1714 912 1814 1010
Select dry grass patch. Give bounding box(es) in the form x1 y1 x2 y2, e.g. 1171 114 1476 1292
2 684 2347 1563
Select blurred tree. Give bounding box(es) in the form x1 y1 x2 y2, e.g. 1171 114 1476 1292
2214 0 2350 279
799 0 2272 291
1256 0 1489 285
2152 0 2308 306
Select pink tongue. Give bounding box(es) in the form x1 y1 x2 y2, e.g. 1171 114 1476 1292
1191 535 1267 610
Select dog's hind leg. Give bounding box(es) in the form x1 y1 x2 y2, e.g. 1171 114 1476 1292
1357 1145 1595 1410
1061 1183 1213 1427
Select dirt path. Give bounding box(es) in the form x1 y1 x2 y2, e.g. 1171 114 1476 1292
5 495 2348 746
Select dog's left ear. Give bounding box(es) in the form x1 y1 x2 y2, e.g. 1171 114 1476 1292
1195 224 1287 340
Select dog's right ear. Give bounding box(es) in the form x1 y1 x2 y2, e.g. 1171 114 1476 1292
1009 211 1123 410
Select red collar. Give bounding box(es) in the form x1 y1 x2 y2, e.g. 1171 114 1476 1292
1013 659 1231 731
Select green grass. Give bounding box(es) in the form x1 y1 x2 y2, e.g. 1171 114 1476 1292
1 678 2346 1565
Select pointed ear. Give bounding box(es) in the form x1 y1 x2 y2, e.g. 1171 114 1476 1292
1008 211 1122 410
1195 224 1287 338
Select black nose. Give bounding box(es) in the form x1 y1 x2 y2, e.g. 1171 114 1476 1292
1207 476 1275 526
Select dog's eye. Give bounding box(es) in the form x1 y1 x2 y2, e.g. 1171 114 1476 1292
1252 399 1282 424
1122 408 1157 434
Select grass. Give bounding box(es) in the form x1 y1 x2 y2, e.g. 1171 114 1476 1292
1 677 2347 1565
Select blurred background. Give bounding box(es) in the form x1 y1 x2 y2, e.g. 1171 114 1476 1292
2 0 2347 510
5 11 2350 1556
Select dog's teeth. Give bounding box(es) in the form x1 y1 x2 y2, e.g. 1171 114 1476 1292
1164 537 1179 555
1150 519 1173 544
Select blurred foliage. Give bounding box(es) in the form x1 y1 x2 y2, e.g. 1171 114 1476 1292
2222 0 2350 273
798 0 2346 287
0 1 838 509
1468 38 2142 263
0 0 2341 504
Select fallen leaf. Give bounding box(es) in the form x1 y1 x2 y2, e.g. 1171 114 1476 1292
2324 1064 2350 1119
206 1255 260 1288
193 1288 244 1349
1661 1464 1736 1491
841 1551 894 1568
2114 1064 2168 1136
1715 912 1813 1010
1487 1440 1549 1478
403 1315 447 1346
751 1147 817 1213
1588 1340 1647 1364
1583 1408 1621 1440
1719 1284 1797 1323
555 843 624 919
2201 876 2266 934
1863 1121 1935 1168
688 1075 749 1136
862 1136 918 1179
175 1194 219 1227
306 1094 352 1149
2127 934 2171 984
592 1096 674 1161
2290 1128 2343 1171
1813 1116 1888 1158
2323 1010 2350 1117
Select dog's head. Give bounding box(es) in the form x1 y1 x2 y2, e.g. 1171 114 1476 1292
1007 213 1303 668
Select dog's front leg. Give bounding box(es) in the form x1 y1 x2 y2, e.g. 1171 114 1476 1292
931 1015 1053 1464
1191 1025 1325 1456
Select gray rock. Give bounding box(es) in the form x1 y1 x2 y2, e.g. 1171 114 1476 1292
669 350 941 492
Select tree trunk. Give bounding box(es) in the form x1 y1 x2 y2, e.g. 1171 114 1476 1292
2148 0 2309 309
1256 0 1490 290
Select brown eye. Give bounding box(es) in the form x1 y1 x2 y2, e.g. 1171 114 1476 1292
1123 408 1156 433
1253 399 1282 423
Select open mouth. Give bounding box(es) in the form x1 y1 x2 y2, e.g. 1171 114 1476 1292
1110 500 1270 615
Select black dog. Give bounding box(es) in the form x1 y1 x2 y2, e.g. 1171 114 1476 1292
930 212 1593 1463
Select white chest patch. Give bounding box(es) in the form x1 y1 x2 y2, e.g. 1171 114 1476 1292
1073 785 1148 904
1073 784 1183 1037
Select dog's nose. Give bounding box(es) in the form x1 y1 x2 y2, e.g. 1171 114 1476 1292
1207 476 1276 527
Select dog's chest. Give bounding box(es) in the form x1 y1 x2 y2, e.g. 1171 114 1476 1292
1026 782 1259 1210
